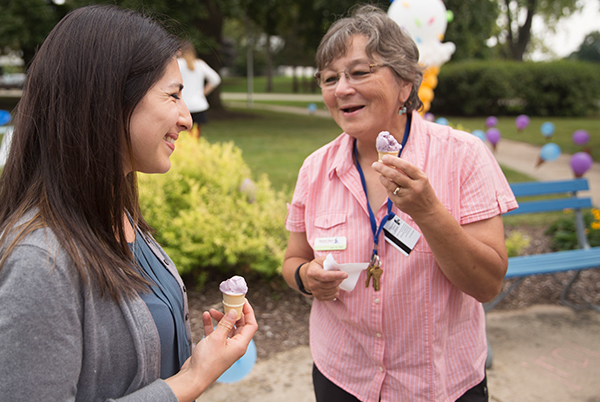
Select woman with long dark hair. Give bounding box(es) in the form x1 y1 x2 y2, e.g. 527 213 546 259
0 5 257 401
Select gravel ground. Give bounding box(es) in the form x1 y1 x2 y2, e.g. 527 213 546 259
187 225 600 360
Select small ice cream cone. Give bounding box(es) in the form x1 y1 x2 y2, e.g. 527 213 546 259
222 293 245 320
378 151 398 162
219 275 248 320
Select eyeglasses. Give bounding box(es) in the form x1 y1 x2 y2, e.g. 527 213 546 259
315 63 387 89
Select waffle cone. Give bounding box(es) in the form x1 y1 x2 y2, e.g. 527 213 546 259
222 293 245 320
378 151 398 162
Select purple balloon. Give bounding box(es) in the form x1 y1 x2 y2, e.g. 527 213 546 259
485 116 498 128
424 112 435 122
515 114 530 131
572 130 590 146
570 152 593 177
486 128 501 145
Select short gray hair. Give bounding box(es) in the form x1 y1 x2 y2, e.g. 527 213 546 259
315 5 423 113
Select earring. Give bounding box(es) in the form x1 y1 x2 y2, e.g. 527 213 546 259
398 106 407 116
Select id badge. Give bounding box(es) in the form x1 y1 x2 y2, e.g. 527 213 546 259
314 236 347 251
382 216 420 256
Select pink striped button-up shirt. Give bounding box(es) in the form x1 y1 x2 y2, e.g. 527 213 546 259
286 112 517 402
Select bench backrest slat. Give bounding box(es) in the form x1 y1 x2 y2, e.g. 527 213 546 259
510 178 589 197
505 197 593 215
505 178 592 216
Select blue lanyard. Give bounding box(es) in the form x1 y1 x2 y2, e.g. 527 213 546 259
353 114 411 257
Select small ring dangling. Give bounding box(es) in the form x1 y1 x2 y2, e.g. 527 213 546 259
398 106 407 116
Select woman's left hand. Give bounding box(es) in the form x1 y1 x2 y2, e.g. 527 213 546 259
372 155 440 220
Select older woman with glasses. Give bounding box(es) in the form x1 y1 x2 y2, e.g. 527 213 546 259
282 5 517 402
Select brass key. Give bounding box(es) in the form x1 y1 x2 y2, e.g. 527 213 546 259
371 266 383 291
365 253 381 289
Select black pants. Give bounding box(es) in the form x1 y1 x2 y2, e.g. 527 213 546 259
313 364 488 402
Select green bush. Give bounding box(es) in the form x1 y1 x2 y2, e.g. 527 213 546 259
505 230 531 257
138 134 289 287
545 208 600 251
433 60 600 117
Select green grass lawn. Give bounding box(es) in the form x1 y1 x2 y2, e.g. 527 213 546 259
202 108 536 195
202 108 341 194
221 76 319 95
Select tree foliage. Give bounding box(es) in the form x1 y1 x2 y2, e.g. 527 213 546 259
496 0 584 61
0 0 70 65
443 0 500 61
569 31 600 62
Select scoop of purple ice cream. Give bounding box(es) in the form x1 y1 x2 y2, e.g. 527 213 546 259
376 131 402 153
219 275 248 295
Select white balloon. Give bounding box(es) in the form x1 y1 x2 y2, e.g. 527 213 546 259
387 0 455 67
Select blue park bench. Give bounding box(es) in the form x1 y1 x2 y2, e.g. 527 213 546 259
484 178 600 313
484 178 600 368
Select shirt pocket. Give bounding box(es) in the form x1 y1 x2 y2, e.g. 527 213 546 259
311 211 347 257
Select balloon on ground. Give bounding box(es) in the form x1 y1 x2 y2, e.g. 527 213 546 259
486 128 501 151
515 115 530 131
540 122 555 138
572 130 590 146
471 129 486 142
485 116 498 128
570 152 593 177
435 117 449 126
536 143 561 167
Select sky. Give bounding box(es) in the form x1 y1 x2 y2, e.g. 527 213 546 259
529 0 600 60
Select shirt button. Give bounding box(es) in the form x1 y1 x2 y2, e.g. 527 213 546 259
376 333 382 338
379 366 384 372
374 298 380 304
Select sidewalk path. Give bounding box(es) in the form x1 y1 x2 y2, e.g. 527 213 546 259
200 305 600 402
224 96 599 206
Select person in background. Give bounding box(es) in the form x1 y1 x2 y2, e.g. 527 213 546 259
0 5 257 401
282 5 517 402
177 41 222 139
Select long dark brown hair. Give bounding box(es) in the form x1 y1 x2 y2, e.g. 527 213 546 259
0 5 181 301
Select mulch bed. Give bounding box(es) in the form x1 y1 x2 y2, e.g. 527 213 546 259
187 224 600 361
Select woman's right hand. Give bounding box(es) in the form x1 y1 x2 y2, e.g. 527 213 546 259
165 300 258 402
304 257 348 301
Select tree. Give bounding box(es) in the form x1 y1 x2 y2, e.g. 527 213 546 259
569 31 600 62
0 0 71 66
496 0 584 61
443 0 500 61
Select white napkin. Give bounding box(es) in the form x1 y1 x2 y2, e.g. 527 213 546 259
323 253 369 292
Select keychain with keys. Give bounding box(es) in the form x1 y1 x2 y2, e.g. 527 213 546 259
365 252 382 291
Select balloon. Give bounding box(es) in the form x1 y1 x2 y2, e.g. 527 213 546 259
307 103 317 115
471 129 486 142
540 122 555 138
486 128 501 145
539 143 561 162
424 112 435 122
418 86 434 103
0 110 11 126
570 152 593 177
485 116 498 128
515 115 530 131
216 338 257 383
387 0 455 67
572 130 590 146
435 117 449 126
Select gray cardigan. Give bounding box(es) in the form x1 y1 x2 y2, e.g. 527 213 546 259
0 220 192 401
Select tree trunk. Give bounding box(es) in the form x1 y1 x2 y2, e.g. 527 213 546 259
193 0 225 110
265 35 273 93
506 0 537 61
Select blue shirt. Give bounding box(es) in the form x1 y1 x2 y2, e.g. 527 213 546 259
132 235 190 379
